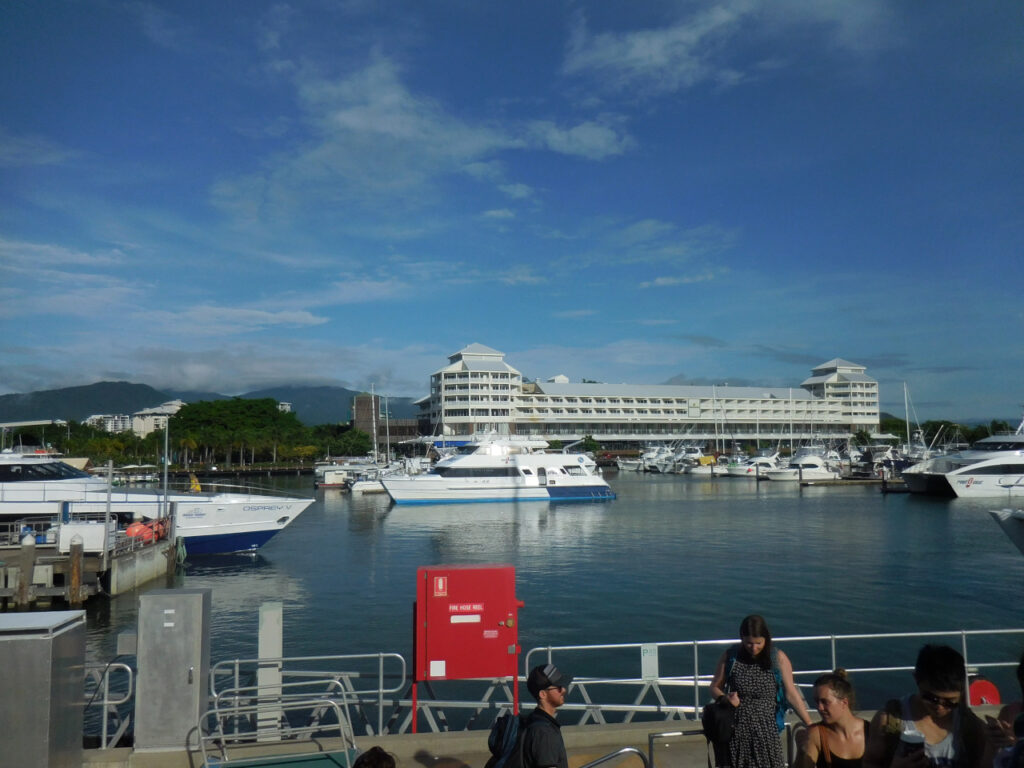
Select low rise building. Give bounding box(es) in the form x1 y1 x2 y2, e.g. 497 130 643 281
131 400 186 438
418 344 879 446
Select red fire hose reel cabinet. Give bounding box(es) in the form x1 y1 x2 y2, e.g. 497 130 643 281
413 564 523 728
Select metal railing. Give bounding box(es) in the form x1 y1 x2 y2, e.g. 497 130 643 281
84 661 134 749
581 746 651 768
197 627 1022 738
196 697 358 767
523 627 1024 726
211 653 407 736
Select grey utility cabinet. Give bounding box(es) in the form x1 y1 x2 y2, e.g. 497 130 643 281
134 588 212 750
0 610 86 768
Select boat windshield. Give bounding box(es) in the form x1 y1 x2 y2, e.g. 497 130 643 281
971 438 1024 451
0 461 93 482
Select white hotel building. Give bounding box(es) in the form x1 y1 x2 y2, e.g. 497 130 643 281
419 344 879 445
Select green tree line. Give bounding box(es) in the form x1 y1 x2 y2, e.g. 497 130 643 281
4 398 373 467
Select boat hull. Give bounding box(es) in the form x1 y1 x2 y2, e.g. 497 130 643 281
0 485 312 555
763 469 840 482
382 477 614 505
901 471 955 496
949 473 1024 498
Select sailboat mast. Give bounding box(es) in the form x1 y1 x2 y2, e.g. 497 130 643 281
371 383 378 464
904 382 910 446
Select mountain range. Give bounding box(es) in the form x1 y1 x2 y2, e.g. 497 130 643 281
0 382 421 426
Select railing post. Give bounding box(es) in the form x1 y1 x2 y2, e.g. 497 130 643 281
693 642 700 722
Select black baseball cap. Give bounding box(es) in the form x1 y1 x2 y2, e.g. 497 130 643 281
527 663 573 698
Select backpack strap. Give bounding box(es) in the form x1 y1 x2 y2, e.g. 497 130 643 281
878 698 904 767
818 725 832 767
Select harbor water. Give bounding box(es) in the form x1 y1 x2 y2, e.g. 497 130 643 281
84 471 1024 709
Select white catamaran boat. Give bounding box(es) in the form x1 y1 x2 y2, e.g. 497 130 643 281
947 455 1024 499
0 451 313 555
381 438 615 504
902 417 1024 497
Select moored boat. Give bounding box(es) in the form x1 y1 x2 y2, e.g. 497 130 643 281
947 455 1024 499
381 437 615 504
763 452 840 482
902 419 1024 496
0 450 312 555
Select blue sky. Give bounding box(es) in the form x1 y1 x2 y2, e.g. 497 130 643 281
1 1 1021 421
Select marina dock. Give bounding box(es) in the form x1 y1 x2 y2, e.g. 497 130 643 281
0 525 175 608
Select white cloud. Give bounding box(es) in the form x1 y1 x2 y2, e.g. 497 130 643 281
499 183 533 199
128 2 193 52
0 128 78 167
0 238 126 268
562 1 895 96
640 272 715 288
528 119 633 160
212 54 522 222
144 305 328 337
482 208 515 220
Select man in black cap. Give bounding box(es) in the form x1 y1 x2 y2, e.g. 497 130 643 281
522 663 572 768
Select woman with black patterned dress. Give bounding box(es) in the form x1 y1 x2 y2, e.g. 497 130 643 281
709 615 815 768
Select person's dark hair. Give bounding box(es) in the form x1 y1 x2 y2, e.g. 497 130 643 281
738 614 773 670
913 644 966 695
814 669 856 710
353 746 396 768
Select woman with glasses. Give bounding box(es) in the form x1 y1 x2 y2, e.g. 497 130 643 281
863 644 990 768
795 670 869 768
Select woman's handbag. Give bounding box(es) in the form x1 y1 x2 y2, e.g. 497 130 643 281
701 696 735 744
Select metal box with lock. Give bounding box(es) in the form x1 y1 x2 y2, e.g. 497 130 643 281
134 588 212 750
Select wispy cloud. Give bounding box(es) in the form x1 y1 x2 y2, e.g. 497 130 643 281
554 309 597 319
0 128 78 167
640 272 714 288
499 183 533 200
127 2 195 53
527 119 634 159
0 238 126 268
563 1 895 96
482 208 515 220
144 305 328 336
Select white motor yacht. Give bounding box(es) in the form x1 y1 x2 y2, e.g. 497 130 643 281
0 450 312 555
725 452 783 477
902 420 1024 496
381 438 615 504
947 455 1024 499
763 453 840 482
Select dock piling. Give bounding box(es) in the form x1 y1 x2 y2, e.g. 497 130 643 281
17 533 37 609
69 535 84 606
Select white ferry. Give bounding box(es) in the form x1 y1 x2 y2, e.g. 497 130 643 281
381 438 615 504
0 450 312 555
903 419 1024 496
948 454 1024 498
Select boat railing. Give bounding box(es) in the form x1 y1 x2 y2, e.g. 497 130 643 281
83 660 134 750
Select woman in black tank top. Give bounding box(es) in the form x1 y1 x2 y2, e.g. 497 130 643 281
796 671 869 768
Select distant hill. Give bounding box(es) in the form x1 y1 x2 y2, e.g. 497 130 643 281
0 382 170 422
0 381 421 426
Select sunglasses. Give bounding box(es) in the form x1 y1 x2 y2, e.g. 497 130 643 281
919 691 960 709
